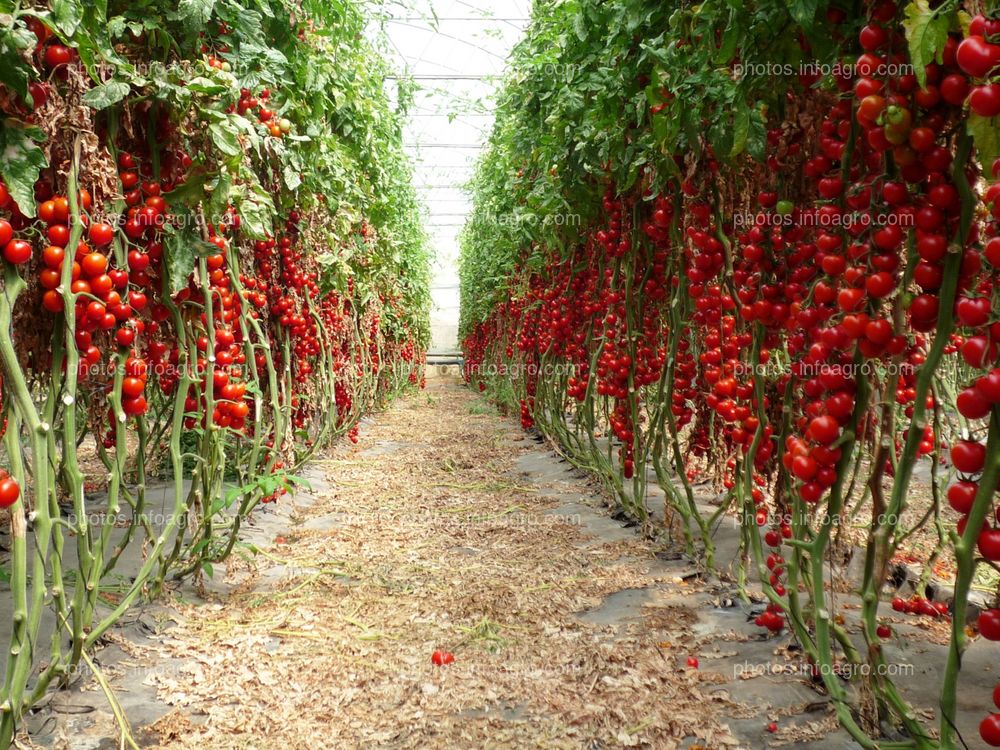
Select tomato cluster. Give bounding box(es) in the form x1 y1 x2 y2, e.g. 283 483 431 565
1 128 422 504
231 85 292 139
890 595 950 619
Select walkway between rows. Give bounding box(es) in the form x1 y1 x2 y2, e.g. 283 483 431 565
42 376 850 749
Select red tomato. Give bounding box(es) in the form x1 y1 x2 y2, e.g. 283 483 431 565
43 44 72 68
51 197 69 223
859 24 887 51
908 127 936 153
858 94 886 120
42 245 65 269
808 415 841 445
38 200 57 224
970 14 1000 36
128 250 150 272
791 455 817 481
970 84 1000 117
430 650 455 666
979 528 1000 562
0 477 20 508
939 74 970 105
977 370 1000 402
86 300 106 320
128 291 148 311
981 609 1000 640
982 714 1000 747
90 274 114 297
947 481 979 513
125 356 148 379
122 396 148 416
116 328 136 347
865 272 895 298
42 290 64 313
956 36 1000 79
956 297 991 328
951 440 986 474
38 268 61 289
3 239 32 264
957 387 992 419
88 222 114 247
81 252 108 278
122 377 145 398
47 224 69 247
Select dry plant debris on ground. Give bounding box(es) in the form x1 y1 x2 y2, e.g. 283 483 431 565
110 381 754 749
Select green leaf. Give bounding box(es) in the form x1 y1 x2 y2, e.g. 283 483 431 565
968 114 1000 176
902 0 950 89
0 25 36 100
205 171 233 226
238 42 288 73
957 10 973 36
184 77 229 95
51 0 83 36
231 114 261 158
786 0 821 32
283 473 312 491
162 206 219 293
283 163 302 191
163 170 211 205
680 105 700 150
730 103 750 158
238 184 274 240
81 80 130 109
0 120 49 218
106 16 127 37
708 118 733 161
216 1 262 41
209 121 241 157
174 0 216 25
746 107 768 162
714 14 741 65
72 22 134 82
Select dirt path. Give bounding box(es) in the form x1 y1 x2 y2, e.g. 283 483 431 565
85 377 757 749
37 376 885 749
29 376 1000 750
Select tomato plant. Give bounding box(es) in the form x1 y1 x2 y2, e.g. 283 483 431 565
0 0 429 743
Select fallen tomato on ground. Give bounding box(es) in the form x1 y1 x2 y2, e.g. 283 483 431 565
431 650 455 666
